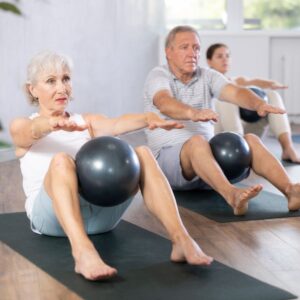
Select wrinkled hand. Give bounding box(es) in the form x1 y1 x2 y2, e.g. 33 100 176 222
49 116 89 132
257 103 286 117
190 109 218 122
147 113 184 131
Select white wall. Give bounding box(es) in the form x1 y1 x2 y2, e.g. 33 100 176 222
159 33 269 78
199 35 269 79
0 0 165 142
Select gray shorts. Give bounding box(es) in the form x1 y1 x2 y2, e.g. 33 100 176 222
31 186 133 237
157 143 250 191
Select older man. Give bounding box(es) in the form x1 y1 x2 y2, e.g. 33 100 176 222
144 25 300 215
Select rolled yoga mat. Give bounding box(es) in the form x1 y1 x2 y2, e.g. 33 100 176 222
0 212 296 300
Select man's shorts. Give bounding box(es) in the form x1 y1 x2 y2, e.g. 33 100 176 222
157 142 250 191
30 186 133 236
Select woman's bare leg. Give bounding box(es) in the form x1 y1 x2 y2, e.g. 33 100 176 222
278 132 300 163
44 153 117 280
135 146 213 265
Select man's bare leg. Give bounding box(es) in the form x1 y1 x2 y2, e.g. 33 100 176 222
245 133 300 210
44 153 117 280
135 146 213 265
180 135 262 215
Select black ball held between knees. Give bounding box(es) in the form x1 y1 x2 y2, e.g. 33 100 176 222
209 132 252 181
239 86 268 123
75 136 141 207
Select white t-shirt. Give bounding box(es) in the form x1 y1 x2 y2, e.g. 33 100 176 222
20 113 90 218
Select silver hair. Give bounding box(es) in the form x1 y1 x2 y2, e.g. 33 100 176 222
165 25 200 49
24 51 73 105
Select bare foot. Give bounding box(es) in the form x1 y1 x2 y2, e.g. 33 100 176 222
286 183 300 211
74 245 117 281
171 234 213 266
227 184 263 215
282 147 300 164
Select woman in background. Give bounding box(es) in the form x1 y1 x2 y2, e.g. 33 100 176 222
206 43 300 164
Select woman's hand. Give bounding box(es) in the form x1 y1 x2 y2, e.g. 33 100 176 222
257 103 286 117
146 112 184 131
268 80 288 90
49 116 88 132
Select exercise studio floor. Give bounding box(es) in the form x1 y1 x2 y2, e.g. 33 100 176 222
1 127 300 300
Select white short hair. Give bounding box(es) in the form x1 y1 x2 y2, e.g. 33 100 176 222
24 51 73 105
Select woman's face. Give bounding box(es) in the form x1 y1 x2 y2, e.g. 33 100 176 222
29 67 72 116
207 46 230 74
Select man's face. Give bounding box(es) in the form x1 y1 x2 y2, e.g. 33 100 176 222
166 31 200 76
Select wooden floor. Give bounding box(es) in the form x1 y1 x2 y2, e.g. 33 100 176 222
1 128 300 300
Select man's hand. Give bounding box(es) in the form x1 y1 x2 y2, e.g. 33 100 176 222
189 108 218 122
257 103 286 117
146 112 184 131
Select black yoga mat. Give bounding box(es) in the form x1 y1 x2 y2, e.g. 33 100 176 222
281 159 300 167
292 134 300 144
0 213 296 300
174 188 300 223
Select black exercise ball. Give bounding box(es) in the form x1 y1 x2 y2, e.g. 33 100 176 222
75 136 141 207
239 86 268 123
209 132 252 181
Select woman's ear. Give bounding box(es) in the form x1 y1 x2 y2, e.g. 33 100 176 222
27 83 36 98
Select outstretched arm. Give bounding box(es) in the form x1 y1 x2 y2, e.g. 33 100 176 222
10 114 88 149
84 112 184 138
234 76 288 90
153 90 218 122
219 83 286 117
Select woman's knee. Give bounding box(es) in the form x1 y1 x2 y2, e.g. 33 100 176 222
135 145 152 156
135 145 161 171
266 90 285 109
135 145 156 163
49 152 75 174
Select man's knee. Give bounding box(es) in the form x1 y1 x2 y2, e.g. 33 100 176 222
181 135 208 170
184 135 208 153
244 133 262 147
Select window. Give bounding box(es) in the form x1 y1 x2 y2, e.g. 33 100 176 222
164 0 227 30
164 0 300 31
243 0 300 30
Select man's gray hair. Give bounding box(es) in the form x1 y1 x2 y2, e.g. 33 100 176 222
165 25 200 48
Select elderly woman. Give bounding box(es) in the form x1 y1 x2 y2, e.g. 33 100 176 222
10 51 213 281
206 43 300 164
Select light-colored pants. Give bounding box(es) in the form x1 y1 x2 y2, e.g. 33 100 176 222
157 142 250 191
214 90 291 138
30 185 133 236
